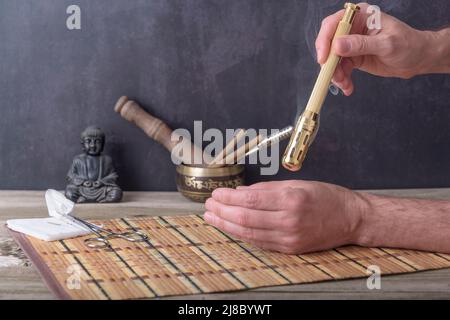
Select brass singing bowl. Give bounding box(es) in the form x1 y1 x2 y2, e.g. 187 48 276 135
175 164 245 202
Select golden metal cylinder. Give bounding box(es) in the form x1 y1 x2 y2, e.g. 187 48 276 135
282 111 319 171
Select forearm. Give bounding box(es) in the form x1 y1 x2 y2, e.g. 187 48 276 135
421 27 450 75
354 192 450 253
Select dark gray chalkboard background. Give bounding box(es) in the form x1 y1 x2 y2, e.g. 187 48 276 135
1 0 449 191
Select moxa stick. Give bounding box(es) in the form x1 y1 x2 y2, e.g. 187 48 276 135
209 129 246 167
222 133 263 165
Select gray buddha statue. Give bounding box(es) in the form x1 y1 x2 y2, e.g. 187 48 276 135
65 126 123 203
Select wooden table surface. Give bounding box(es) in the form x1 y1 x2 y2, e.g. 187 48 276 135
1 189 450 300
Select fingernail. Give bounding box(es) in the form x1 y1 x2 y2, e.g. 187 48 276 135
336 38 351 54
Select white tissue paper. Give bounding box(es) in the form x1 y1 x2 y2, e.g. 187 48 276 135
7 189 91 241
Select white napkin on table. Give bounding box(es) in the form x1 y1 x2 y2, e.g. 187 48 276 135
6 190 91 241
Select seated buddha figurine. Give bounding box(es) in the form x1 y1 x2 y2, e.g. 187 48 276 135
65 126 123 203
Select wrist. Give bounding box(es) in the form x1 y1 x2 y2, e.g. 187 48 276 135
419 29 450 75
346 191 376 246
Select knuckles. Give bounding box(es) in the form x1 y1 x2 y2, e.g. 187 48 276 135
243 191 260 208
235 210 250 227
279 215 302 233
278 188 310 233
355 36 368 54
282 188 308 210
240 227 255 242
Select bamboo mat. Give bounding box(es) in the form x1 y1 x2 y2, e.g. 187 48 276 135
9 214 450 300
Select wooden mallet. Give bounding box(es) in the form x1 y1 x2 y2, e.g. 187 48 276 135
114 96 207 165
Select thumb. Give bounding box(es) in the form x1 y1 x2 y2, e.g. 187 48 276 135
334 34 382 57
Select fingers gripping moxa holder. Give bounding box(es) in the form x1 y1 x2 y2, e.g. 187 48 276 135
282 3 360 172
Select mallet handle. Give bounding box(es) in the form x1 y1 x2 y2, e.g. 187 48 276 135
115 96 207 165
115 96 177 152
